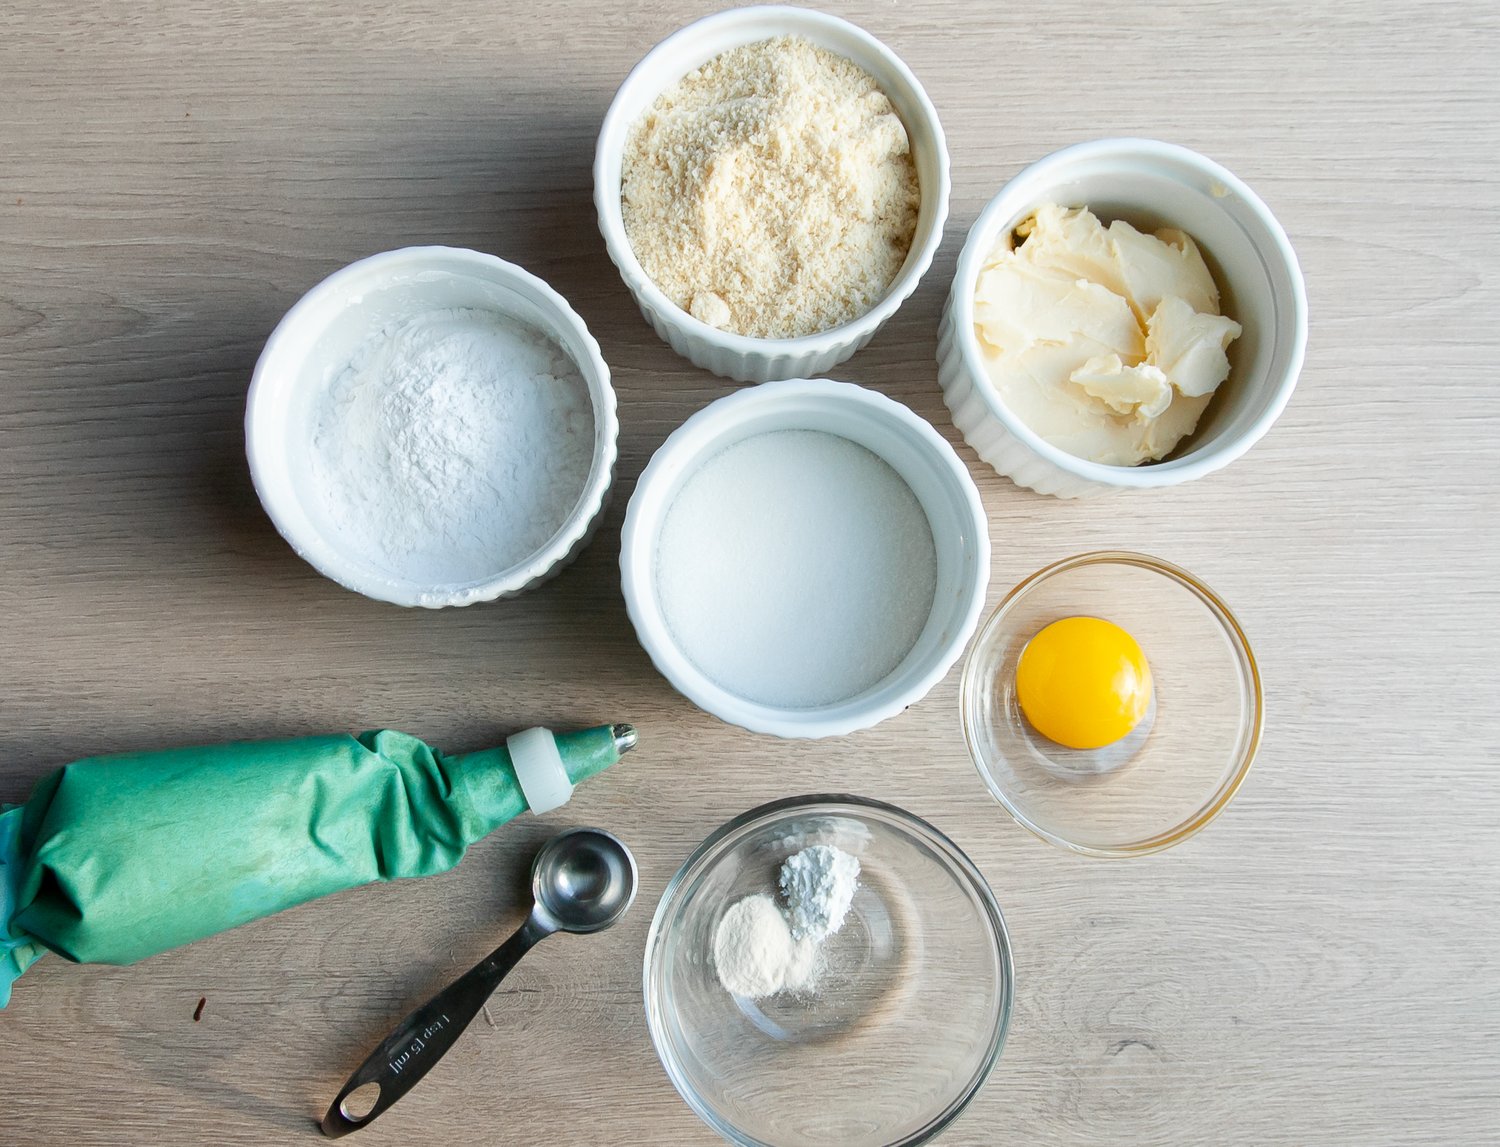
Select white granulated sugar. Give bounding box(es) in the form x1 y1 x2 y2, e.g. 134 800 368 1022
713 892 819 999
655 430 937 709
779 845 861 941
309 308 593 585
621 35 920 339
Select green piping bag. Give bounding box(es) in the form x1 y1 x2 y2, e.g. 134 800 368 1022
0 723 634 1007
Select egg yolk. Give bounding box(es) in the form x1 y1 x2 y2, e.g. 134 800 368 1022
1015 616 1152 750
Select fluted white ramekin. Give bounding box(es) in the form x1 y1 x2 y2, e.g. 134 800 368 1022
938 138 1307 498
246 247 618 607
595 5 950 384
620 379 989 738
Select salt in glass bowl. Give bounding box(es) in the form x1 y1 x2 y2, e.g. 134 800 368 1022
961 552 1262 857
643 795 1013 1147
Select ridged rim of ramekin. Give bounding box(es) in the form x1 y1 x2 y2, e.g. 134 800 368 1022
948 138 1308 490
620 379 990 739
594 5 951 380
643 793 1014 1147
245 246 618 608
959 551 1264 857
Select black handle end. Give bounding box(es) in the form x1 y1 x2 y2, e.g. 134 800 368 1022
320 1078 382 1137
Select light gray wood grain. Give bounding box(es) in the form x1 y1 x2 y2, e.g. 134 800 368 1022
2 0 1497 1143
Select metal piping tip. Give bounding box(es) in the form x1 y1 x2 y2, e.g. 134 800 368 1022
611 723 639 755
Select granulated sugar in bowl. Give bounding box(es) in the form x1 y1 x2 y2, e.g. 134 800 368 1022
620 379 989 739
247 247 617 607
654 428 938 709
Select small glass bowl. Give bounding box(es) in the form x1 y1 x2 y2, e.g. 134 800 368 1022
643 796 1013 1147
961 552 1262 857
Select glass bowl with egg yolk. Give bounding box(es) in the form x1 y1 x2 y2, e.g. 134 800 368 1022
961 552 1261 857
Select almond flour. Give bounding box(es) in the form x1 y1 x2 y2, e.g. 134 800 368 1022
621 36 920 340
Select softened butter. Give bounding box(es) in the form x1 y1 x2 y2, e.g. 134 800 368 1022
973 203 1242 466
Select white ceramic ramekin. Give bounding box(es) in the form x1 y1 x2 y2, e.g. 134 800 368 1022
246 246 618 607
937 138 1307 498
595 6 951 384
620 379 990 739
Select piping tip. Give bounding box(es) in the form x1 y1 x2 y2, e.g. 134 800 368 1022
611 723 639 755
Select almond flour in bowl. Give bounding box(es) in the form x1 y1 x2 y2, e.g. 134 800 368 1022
620 35 920 340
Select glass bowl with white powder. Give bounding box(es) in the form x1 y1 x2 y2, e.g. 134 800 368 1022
643 795 1013 1147
619 379 990 738
247 246 617 607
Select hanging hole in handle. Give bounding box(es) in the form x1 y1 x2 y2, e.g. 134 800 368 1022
340 1081 382 1122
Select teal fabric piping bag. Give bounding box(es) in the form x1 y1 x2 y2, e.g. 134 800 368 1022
0 723 634 1007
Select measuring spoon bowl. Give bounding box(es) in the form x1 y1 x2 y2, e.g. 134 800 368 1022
320 828 638 1137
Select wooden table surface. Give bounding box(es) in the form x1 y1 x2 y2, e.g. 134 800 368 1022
3 1 1497 1143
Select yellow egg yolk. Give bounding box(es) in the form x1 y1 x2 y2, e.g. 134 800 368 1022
1015 616 1152 750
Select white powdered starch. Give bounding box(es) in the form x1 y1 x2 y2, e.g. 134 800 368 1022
779 844 860 941
656 430 938 708
713 893 819 999
310 308 593 584
713 846 861 1000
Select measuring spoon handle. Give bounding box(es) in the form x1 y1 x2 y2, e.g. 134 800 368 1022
321 912 553 1137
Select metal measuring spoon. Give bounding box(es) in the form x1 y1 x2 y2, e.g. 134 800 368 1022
320 827 638 1137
